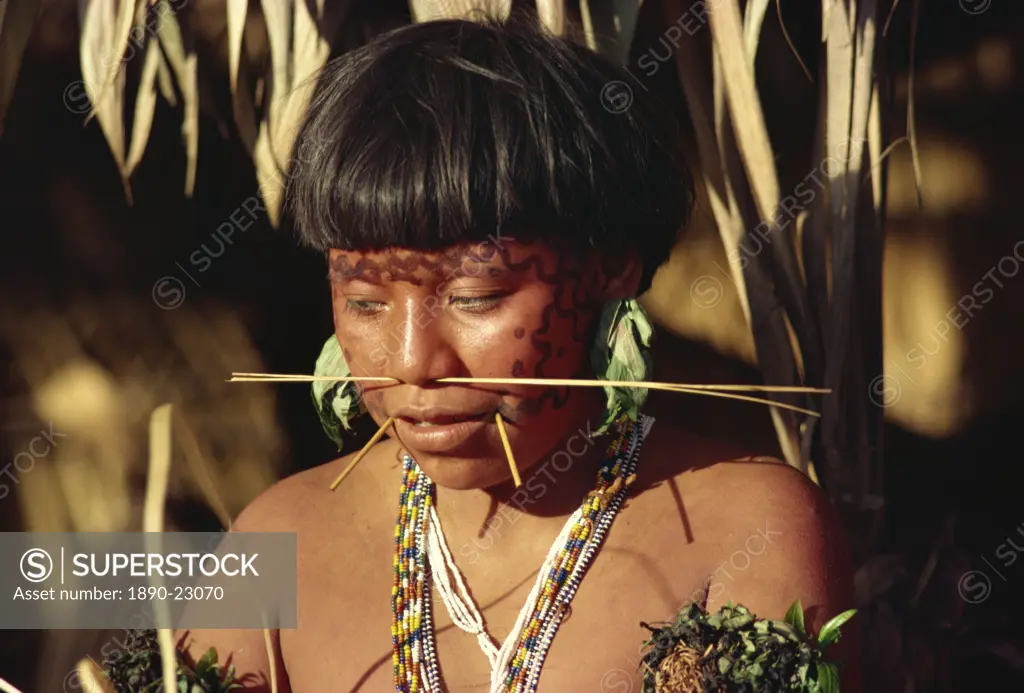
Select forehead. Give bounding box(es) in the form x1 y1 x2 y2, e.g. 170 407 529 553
328 239 571 284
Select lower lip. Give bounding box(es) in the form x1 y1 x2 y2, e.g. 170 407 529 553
394 416 491 454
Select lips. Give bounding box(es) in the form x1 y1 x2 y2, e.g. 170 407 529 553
402 414 484 426
392 408 495 454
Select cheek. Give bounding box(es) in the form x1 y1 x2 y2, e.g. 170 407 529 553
464 298 597 379
330 287 397 374
333 330 384 377
521 312 593 377
360 388 386 414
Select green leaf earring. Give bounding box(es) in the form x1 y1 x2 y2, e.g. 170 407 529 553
589 298 655 436
311 334 366 450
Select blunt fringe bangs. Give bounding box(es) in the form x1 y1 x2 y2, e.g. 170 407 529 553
283 13 694 292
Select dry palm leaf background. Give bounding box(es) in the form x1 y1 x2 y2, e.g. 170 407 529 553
0 0 1022 691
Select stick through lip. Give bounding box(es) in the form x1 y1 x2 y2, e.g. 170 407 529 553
494 412 521 488
329 416 395 491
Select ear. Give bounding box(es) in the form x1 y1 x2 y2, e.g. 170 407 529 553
597 249 643 301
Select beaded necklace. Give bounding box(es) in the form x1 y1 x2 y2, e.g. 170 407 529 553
391 414 654 692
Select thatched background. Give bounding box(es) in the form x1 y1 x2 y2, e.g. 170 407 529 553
1 1 1022 691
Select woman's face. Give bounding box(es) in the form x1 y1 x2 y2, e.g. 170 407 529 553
329 238 621 489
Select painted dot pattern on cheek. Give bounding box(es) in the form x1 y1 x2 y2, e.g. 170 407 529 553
492 245 598 416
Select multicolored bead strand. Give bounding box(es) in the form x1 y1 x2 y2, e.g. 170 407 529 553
392 455 434 691
390 415 651 692
508 418 644 692
523 422 646 692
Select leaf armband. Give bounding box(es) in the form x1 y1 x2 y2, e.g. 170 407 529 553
639 598 855 693
90 629 242 693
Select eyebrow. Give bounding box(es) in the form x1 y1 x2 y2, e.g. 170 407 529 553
328 257 382 283
453 264 507 279
441 253 512 281
328 244 512 286
330 271 384 285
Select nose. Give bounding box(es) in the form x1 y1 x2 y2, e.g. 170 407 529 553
374 296 462 385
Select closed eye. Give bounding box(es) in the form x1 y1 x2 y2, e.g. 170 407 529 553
447 293 505 314
345 298 387 316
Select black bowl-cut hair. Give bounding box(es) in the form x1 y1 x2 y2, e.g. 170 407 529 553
283 13 694 294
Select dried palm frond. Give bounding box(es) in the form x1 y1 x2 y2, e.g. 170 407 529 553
536 0 566 36
70 0 182 200
0 0 350 214
410 0 513 24
78 0 128 188
143 403 178 693
668 0 809 475
75 658 116 693
252 0 353 224
226 0 258 153
578 0 644 65
743 0 771 67
153 0 198 196
0 292 287 690
70 404 250 693
124 33 161 177
905 0 923 209
63 0 196 198
0 676 27 693
660 0 891 511
814 0 885 505
98 0 141 108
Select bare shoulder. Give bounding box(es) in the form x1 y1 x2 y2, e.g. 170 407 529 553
231 440 399 535
174 443 402 691
685 455 842 541
655 448 853 615
638 422 848 568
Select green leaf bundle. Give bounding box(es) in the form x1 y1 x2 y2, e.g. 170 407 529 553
639 598 855 693
101 629 242 693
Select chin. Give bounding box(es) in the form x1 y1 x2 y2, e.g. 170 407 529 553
411 453 514 491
